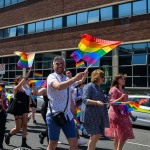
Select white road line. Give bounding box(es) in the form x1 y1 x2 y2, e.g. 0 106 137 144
127 141 150 147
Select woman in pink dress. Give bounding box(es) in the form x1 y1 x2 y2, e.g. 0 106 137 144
105 73 134 150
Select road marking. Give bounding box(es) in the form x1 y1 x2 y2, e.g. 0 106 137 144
127 141 150 147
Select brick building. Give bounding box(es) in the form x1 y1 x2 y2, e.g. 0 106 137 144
0 0 150 94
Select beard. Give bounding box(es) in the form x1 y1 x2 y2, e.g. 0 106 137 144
55 67 64 75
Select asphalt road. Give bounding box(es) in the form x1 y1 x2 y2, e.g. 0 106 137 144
3 113 150 150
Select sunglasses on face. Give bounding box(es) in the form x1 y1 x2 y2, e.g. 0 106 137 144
100 75 105 78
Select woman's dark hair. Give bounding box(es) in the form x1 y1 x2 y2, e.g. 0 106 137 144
111 73 126 90
14 75 22 85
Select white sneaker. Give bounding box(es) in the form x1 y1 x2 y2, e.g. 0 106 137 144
78 139 87 146
58 141 61 144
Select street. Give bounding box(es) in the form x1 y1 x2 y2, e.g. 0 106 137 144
3 113 150 150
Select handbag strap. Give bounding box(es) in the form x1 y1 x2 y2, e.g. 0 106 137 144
49 88 69 114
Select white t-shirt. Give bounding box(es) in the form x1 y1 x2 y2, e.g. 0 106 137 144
47 72 73 121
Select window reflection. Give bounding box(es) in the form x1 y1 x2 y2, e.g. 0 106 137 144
133 77 147 87
101 6 112 21
53 17 62 29
5 0 11 6
133 0 146 16
119 3 131 18
9 27 16 37
0 30 3 39
133 43 147 54
28 23 35 34
88 9 99 23
44 19 52 31
36 21 44 33
17 25 24 36
77 12 88 25
4 29 9 38
0 0 4 8
119 66 132 76
118 44 133 55
132 54 147 65
133 66 147 76
67 14 76 27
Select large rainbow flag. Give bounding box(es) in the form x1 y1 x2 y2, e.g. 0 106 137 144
14 51 35 68
71 34 122 65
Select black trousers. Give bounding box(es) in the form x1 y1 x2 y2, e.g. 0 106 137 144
0 110 6 148
40 102 48 139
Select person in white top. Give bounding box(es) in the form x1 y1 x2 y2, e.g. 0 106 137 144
46 56 87 150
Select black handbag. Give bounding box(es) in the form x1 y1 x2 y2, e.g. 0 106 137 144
7 98 16 114
49 88 69 127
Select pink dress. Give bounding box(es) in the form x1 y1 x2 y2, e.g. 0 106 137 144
105 86 134 141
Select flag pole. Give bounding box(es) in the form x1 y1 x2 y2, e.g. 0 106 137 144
84 64 92 72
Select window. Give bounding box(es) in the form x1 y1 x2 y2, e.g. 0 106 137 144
28 23 35 34
88 9 99 23
118 44 133 55
133 43 147 54
119 66 132 76
9 27 17 37
44 19 52 31
53 17 62 29
132 54 147 65
133 0 146 16
101 6 112 21
4 29 9 38
5 0 11 6
17 25 24 36
133 77 147 87
0 30 3 39
77 12 88 25
36 21 44 33
67 14 76 27
148 43 150 53
133 66 147 76
148 0 150 13
119 3 131 18
18 0 24 2
11 0 17 5
119 55 132 65
0 0 4 8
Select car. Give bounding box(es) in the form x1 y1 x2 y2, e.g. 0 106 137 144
128 95 150 127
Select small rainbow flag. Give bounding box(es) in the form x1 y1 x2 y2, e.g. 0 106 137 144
76 107 81 118
5 93 11 100
14 51 35 68
76 61 85 68
0 86 2 91
29 80 45 87
71 34 122 65
33 72 42 79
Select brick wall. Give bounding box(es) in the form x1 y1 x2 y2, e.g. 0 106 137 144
0 0 127 28
0 14 150 55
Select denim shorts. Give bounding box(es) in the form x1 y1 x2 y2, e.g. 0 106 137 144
46 115 77 141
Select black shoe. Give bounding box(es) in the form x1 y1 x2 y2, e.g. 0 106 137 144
33 120 37 124
21 143 31 149
21 138 31 149
39 133 44 144
5 134 10 145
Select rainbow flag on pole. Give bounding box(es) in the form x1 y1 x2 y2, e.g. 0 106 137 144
71 34 122 65
29 80 45 87
33 72 42 79
14 51 35 68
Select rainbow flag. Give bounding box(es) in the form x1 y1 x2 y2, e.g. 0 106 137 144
0 86 2 91
14 51 35 68
5 93 11 100
33 72 42 79
29 80 45 87
76 107 81 118
76 61 85 68
112 101 140 113
71 34 122 65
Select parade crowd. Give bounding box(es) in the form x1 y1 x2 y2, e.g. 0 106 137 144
0 56 136 150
